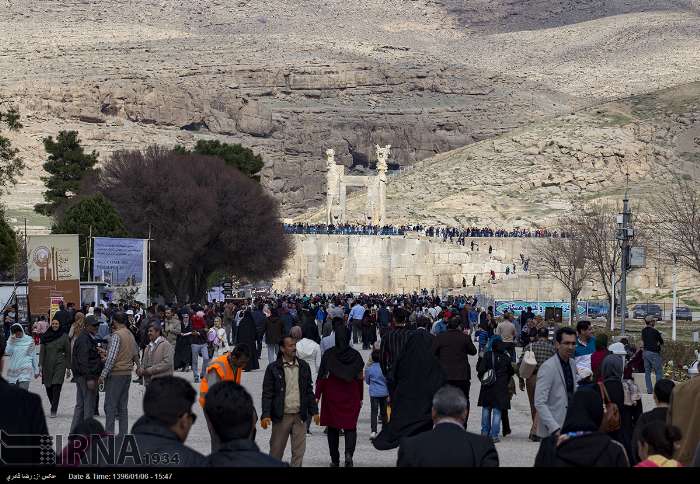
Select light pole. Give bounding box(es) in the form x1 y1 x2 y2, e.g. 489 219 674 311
672 255 678 342
536 273 541 316
616 183 634 336
610 264 616 331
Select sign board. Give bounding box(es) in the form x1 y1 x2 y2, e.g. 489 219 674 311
27 235 81 316
629 246 646 268
49 296 63 321
93 238 148 303
495 300 587 319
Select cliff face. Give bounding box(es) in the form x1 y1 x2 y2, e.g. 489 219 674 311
2 1 700 219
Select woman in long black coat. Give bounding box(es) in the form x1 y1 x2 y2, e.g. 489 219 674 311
236 309 260 371
477 338 514 442
173 314 192 371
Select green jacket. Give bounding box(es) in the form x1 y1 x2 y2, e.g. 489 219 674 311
39 333 71 386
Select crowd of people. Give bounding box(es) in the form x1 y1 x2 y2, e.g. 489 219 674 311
1 293 699 468
283 223 566 240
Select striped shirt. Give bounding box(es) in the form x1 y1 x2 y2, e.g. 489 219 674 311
100 332 121 380
379 327 411 380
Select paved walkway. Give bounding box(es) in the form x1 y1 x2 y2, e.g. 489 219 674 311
3 345 653 467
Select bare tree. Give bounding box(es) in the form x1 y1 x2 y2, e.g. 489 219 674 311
531 215 596 323
648 174 700 274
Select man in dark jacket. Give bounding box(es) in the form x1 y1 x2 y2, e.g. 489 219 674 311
0 334 54 466
87 376 205 466
432 317 477 424
260 336 319 467
70 315 104 433
398 385 498 467
252 304 267 359
205 381 286 467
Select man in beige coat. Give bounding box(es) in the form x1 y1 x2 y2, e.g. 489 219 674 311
138 322 174 386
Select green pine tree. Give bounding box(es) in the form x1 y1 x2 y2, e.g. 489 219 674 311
0 208 18 274
0 107 24 198
174 139 264 178
35 130 99 216
52 194 128 280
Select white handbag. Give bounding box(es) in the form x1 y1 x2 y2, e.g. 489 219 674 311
519 349 537 379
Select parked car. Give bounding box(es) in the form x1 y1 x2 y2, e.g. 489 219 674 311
633 304 663 321
674 306 693 321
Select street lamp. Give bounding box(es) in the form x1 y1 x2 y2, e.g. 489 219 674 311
672 254 678 341
616 184 634 336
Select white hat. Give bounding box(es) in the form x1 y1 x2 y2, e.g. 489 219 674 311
608 342 626 355
126 310 134 315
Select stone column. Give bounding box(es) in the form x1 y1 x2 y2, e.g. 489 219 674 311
375 144 390 225
325 149 339 225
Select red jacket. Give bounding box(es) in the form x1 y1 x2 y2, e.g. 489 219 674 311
315 374 363 430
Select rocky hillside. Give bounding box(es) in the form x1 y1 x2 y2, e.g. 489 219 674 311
1 1 700 223
323 82 700 227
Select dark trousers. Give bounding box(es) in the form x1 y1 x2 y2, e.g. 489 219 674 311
256 334 264 359
447 379 471 425
370 396 388 433
327 427 357 464
502 409 510 435
45 383 63 413
350 320 362 344
361 326 374 349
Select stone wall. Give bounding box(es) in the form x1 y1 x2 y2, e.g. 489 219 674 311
272 234 700 302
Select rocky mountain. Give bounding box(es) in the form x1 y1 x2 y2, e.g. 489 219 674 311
1 1 700 224
321 81 700 227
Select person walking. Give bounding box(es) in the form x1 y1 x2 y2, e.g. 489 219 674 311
204 382 286 467
261 335 319 467
315 325 364 467
5 323 39 391
641 315 664 394
517 327 555 441
68 311 85 352
432 317 477 424
210 317 230 358
98 312 139 434
495 315 516 362
365 348 389 440
0 334 53 466
70 316 104 433
348 300 365 347
138 322 174 386
534 327 578 439
198 344 250 408
263 309 284 364
173 313 192 372
235 309 260 371
476 337 514 443
190 311 210 383
163 308 182 348
534 388 629 467
39 318 72 418
397 385 499 467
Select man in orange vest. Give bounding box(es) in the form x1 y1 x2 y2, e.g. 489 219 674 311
199 344 251 408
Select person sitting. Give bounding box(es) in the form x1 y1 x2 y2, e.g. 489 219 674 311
635 421 683 467
397 385 498 467
534 387 629 467
204 381 286 467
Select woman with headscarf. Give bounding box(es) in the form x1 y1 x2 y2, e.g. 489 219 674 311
5 323 39 390
173 313 192 372
602 346 643 458
315 325 364 467
476 336 514 443
39 318 72 417
535 388 630 467
590 332 609 382
235 308 260 371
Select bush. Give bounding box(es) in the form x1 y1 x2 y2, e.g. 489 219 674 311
662 340 700 382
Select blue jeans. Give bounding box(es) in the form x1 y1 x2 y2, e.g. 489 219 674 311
191 343 210 379
481 407 501 438
643 350 663 394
